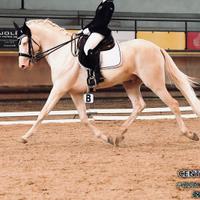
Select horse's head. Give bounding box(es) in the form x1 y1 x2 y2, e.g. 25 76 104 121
13 22 41 69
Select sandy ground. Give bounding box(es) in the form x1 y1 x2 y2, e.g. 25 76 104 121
0 118 200 200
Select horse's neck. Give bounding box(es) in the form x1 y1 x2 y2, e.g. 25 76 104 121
32 23 71 54
32 23 76 80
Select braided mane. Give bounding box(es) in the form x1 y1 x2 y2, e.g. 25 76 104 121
27 19 72 36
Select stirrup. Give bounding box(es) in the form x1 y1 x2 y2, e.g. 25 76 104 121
87 69 97 91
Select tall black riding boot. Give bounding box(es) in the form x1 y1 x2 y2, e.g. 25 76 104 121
88 49 104 84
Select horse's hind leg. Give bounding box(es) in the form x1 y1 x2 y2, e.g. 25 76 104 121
151 86 199 141
115 77 146 146
135 51 198 141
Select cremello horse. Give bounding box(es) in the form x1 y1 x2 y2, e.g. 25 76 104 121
15 19 200 145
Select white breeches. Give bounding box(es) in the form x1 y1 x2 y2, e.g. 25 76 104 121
84 32 104 55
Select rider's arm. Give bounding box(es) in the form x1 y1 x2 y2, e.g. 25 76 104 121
88 2 114 32
84 2 114 33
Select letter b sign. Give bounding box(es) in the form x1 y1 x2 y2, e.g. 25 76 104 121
84 93 94 103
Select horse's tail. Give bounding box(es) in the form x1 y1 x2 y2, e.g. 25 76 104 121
160 48 200 116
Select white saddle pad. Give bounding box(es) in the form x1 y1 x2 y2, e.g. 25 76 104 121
100 41 122 70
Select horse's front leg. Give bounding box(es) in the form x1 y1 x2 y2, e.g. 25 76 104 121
70 92 112 144
21 84 66 143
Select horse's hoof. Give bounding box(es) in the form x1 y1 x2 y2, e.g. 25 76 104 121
183 132 199 141
191 133 199 141
115 135 125 147
20 137 28 144
107 136 114 145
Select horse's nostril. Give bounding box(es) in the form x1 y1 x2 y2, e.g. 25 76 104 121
21 65 26 69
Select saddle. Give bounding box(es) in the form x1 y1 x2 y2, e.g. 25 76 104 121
78 34 115 70
77 34 115 91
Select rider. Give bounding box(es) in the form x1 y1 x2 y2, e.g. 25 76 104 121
80 0 115 86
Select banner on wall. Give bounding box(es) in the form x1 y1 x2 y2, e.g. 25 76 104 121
187 32 200 50
0 28 18 50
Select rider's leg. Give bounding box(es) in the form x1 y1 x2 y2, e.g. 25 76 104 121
88 49 104 83
84 33 105 84
84 32 104 55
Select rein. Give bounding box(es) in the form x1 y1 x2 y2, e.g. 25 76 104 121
19 33 81 63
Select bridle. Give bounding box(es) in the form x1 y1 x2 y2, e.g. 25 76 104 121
18 33 82 63
18 34 41 63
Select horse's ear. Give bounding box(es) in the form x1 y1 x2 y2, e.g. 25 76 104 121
13 21 19 30
23 21 27 27
22 21 31 37
23 21 28 31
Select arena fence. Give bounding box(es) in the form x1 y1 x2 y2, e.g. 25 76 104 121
0 106 197 125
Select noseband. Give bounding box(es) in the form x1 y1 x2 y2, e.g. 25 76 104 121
18 34 41 63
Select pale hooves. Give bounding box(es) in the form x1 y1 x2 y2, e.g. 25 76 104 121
190 133 199 141
183 132 199 141
115 135 125 146
20 137 28 144
107 136 114 145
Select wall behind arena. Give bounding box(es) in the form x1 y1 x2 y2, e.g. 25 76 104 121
1 0 200 14
0 54 199 89
1 0 200 93
23 0 200 13
0 0 21 9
